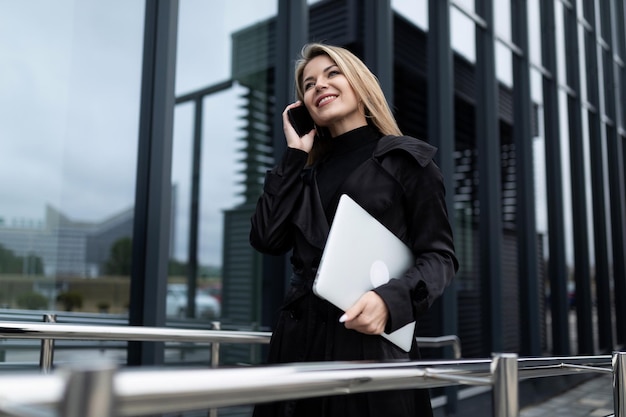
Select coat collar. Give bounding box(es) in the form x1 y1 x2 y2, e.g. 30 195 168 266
373 135 438 167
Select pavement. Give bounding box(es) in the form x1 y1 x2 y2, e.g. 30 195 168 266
519 373 614 417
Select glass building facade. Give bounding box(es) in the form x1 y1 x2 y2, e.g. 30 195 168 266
1 0 625 377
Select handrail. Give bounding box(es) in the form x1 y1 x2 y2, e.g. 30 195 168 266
0 320 271 373
0 353 621 417
0 319 463 373
0 321 271 344
0 320 620 417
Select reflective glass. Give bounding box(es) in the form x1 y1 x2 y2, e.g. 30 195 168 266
527 0 542 67
555 1 567 86
392 0 428 30
451 6 476 62
0 0 144 315
170 0 276 328
496 42 512 86
494 0 511 41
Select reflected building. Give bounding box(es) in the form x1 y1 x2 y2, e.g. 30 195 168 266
0 205 134 278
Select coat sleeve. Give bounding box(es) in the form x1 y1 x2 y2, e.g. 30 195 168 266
373 155 458 333
249 148 309 255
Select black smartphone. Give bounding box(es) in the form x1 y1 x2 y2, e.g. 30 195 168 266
287 106 315 137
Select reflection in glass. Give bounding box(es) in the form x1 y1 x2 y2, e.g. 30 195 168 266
392 0 428 30
493 0 511 41
496 42 512 86
451 6 476 62
527 0 542 66
0 1 144 315
171 0 277 339
555 1 566 86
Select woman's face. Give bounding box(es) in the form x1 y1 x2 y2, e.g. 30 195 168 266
301 54 367 137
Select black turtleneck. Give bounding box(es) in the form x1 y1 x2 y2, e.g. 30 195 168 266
315 125 381 221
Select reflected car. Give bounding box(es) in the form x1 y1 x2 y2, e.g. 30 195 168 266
166 283 221 319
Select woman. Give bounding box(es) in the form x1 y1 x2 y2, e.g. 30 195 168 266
250 43 458 417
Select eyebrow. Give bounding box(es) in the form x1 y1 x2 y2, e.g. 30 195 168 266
303 64 339 84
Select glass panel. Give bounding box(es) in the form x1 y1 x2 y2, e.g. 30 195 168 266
170 0 276 343
496 41 513 86
0 1 144 316
392 0 428 30
527 0 542 67
555 1 567 86
494 0 511 42
578 23 589 105
451 6 476 62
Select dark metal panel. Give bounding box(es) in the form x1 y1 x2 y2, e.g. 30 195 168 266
588 0 614 353
309 0 358 46
511 0 541 356
475 0 504 354
564 0 594 355
128 0 179 366
539 0 569 355
427 1 459 411
185 97 203 318
427 0 458 352
605 0 626 347
363 0 393 102
609 0 626 347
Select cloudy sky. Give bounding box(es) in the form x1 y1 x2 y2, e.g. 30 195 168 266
1 0 559 266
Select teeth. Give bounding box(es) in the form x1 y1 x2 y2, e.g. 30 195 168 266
318 96 336 105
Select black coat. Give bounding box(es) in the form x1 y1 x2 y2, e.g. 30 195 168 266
250 134 458 417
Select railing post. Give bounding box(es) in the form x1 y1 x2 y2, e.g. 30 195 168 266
209 321 221 417
614 351 626 417
40 314 57 373
211 321 221 368
491 353 519 417
60 362 117 417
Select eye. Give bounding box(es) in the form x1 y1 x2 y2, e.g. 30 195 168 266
328 69 341 77
304 82 315 91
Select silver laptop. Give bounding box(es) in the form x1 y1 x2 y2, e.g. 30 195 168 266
313 194 416 352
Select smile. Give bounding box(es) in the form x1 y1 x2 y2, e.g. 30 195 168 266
317 95 337 107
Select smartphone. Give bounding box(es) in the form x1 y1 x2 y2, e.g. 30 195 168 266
287 106 315 137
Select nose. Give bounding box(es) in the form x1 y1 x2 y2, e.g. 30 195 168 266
315 80 327 92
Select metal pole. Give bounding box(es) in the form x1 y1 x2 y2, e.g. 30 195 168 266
60 363 117 417
492 353 519 417
40 314 56 373
614 351 626 417
211 321 221 368
209 321 221 417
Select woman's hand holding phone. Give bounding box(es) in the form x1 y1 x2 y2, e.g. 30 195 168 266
283 102 316 153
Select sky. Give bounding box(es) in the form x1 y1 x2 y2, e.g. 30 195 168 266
0 0 563 266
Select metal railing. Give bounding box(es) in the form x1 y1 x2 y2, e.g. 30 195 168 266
0 352 621 417
0 317 461 372
0 317 271 372
0 320 622 417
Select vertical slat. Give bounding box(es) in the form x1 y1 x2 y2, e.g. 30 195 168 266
511 0 541 356
129 0 179 366
540 0 570 355
564 0 594 355
475 0 504 354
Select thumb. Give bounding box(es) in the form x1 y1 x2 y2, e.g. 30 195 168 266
339 299 364 323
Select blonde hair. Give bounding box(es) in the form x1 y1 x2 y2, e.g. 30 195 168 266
294 43 402 163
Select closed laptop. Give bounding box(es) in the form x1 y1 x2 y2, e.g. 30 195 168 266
313 194 416 352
